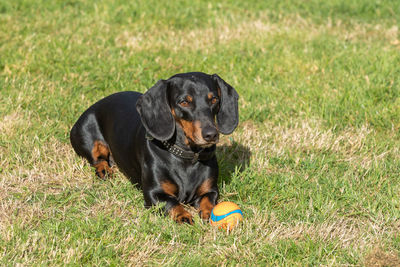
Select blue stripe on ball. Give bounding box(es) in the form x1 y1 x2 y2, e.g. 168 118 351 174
210 209 243 222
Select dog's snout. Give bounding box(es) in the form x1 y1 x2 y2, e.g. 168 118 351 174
202 126 219 142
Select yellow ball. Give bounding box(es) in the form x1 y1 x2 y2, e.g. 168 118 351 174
210 201 243 230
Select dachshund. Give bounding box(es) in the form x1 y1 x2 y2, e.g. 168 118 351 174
70 72 239 224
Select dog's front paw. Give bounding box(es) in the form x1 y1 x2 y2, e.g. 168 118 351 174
170 204 194 225
199 196 214 221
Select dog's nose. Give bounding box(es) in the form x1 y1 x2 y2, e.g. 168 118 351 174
202 126 219 142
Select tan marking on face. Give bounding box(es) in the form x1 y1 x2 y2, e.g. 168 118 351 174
176 119 204 144
193 120 203 142
170 204 193 224
179 119 195 140
208 92 214 99
171 108 189 145
161 180 177 196
199 196 214 220
171 109 206 145
197 178 213 196
186 95 193 102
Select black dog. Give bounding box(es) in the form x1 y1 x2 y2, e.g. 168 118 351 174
70 72 239 224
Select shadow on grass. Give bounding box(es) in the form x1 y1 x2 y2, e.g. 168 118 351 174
217 141 251 185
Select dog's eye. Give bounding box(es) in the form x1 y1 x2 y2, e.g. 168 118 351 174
211 97 219 105
179 100 190 107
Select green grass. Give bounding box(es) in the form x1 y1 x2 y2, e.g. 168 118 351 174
1 0 400 265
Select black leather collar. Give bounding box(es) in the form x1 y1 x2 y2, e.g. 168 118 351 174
146 132 216 163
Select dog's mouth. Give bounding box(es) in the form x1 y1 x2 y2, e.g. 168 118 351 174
190 136 219 148
199 141 218 148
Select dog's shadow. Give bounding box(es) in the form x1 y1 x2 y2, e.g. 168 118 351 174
216 140 251 185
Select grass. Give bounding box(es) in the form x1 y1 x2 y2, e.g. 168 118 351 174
1 0 400 265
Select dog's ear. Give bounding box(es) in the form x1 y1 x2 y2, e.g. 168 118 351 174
213 74 239 134
136 79 175 141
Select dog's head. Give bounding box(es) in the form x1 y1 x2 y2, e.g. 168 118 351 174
136 72 239 147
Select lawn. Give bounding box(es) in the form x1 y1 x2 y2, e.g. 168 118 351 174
1 0 400 265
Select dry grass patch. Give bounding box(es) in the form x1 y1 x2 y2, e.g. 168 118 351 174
266 217 397 250
234 207 399 251
115 14 399 53
0 137 96 233
85 189 140 220
222 119 392 172
364 247 400 267
1 138 91 194
119 233 185 265
0 110 28 137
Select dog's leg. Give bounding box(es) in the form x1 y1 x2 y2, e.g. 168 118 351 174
195 179 218 220
143 180 193 224
70 114 113 179
91 140 113 179
197 192 218 220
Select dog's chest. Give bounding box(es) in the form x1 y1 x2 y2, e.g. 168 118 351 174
171 164 210 204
